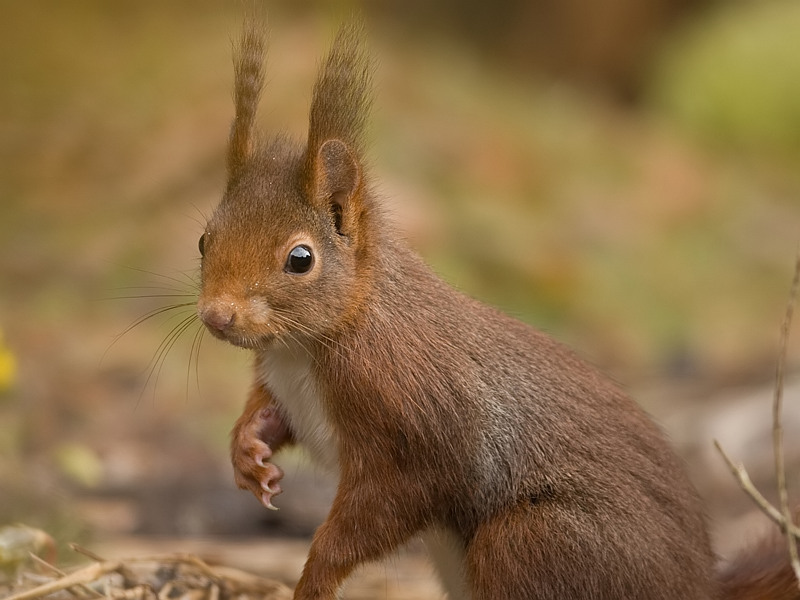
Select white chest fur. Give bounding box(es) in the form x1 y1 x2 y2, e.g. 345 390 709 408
257 342 339 473
422 528 471 600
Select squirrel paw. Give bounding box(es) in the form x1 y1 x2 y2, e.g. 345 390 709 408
231 407 291 510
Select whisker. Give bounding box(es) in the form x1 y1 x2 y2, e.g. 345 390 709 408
109 284 194 292
138 311 199 377
187 321 207 402
119 265 199 291
265 312 297 353
273 309 345 362
138 313 200 408
174 269 201 292
115 302 196 338
187 204 210 231
282 312 339 348
104 265 207 405
195 326 207 395
285 330 322 369
102 302 197 364
275 328 294 354
266 309 347 366
104 294 198 301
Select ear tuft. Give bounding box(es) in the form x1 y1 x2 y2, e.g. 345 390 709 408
306 21 373 166
228 18 268 182
303 21 372 237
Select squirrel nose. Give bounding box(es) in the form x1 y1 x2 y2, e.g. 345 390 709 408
198 301 236 332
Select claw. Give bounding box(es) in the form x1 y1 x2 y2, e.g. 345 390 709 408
261 492 279 511
261 480 275 494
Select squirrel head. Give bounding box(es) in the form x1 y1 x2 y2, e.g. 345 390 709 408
197 20 375 349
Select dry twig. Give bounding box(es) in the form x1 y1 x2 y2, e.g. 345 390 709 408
773 254 800 583
714 254 800 588
714 440 800 539
4 561 123 600
25 553 102 599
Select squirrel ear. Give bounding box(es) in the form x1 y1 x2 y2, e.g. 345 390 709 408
312 139 361 236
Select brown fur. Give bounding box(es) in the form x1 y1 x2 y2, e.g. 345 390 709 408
718 529 800 600
197 18 800 600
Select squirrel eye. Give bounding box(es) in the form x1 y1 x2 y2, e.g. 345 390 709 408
198 233 207 257
285 245 314 274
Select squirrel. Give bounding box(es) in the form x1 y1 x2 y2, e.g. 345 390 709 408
195 18 800 600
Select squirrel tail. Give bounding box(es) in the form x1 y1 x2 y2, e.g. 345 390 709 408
717 528 800 600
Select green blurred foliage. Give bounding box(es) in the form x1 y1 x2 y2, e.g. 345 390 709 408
651 0 800 154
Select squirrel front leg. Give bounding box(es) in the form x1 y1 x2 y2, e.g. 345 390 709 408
230 379 294 510
294 473 427 599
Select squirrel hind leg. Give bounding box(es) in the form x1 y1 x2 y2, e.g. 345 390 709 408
464 498 715 600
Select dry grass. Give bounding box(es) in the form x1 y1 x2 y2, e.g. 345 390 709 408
3 543 291 600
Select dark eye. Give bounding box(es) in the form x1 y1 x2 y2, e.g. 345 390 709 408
285 245 314 274
198 233 207 257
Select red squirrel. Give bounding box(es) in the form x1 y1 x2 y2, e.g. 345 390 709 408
195 19 800 600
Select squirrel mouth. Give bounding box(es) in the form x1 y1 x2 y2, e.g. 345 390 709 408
202 323 270 350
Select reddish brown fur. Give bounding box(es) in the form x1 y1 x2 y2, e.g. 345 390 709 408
197 18 800 600
719 530 800 600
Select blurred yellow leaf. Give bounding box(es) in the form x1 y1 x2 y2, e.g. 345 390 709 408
0 328 16 393
55 443 104 488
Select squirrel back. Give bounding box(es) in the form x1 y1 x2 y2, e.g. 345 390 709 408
197 18 800 600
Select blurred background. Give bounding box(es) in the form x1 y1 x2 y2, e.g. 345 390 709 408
1 0 800 596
